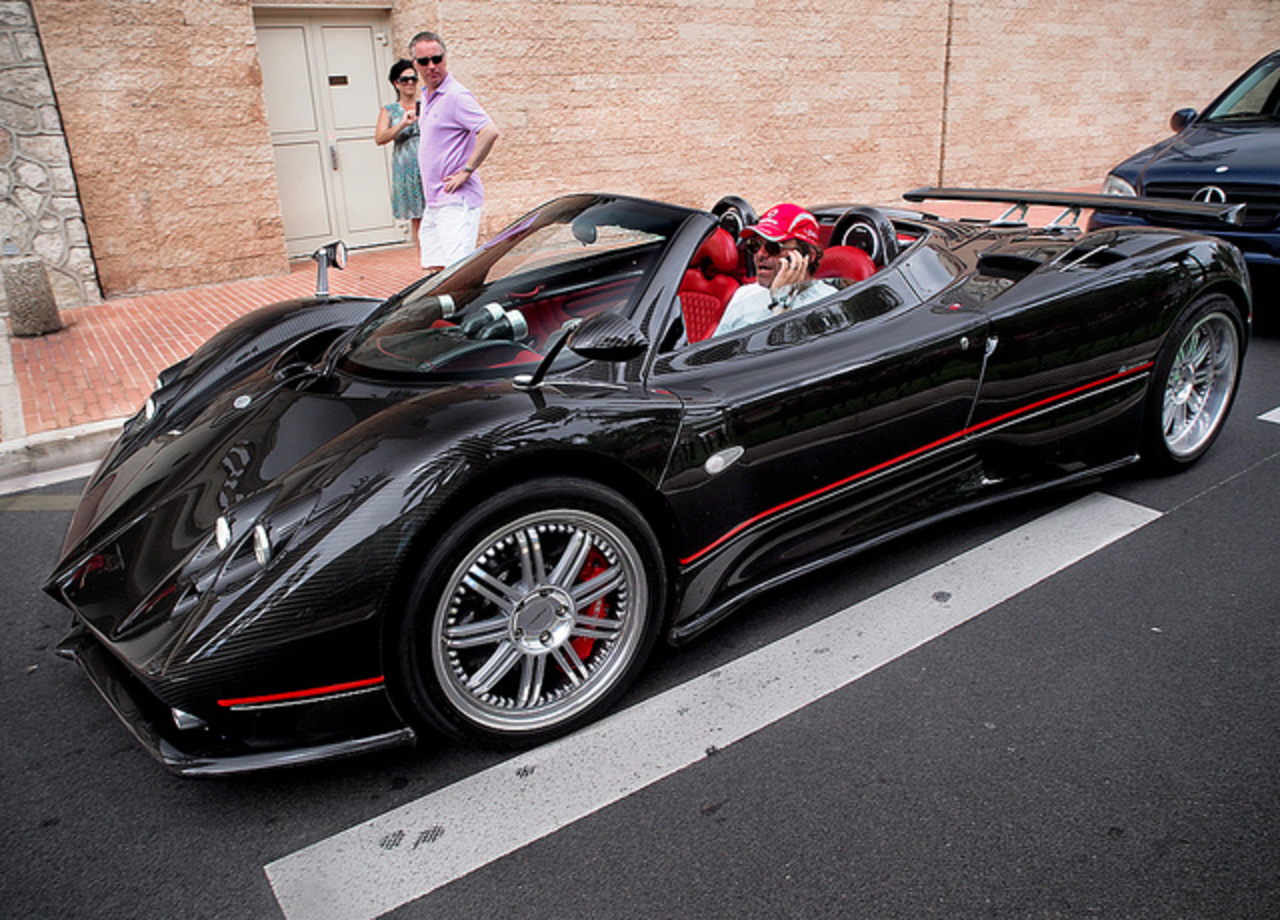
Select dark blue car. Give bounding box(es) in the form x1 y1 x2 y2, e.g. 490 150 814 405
1089 50 1280 300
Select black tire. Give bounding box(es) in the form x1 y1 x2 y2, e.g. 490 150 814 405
390 477 665 746
1141 292 1244 471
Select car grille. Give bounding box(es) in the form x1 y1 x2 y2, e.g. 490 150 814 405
1142 182 1280 229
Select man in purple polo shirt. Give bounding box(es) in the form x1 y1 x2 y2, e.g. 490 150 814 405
409 31 501 270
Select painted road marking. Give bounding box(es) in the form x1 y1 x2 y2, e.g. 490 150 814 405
265 492 1161 920
0 493 81 511
1260 406 1280 425
0 459 102 498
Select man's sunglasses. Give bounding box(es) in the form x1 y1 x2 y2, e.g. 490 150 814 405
416 54 445 66
744 238 803 257
396 74 419 84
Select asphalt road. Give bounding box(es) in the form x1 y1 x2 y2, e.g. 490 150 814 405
3 333 1278 920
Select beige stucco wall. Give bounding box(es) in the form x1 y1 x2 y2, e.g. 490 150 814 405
24 0 1280 299
939 1 1280 187
30 0 292 295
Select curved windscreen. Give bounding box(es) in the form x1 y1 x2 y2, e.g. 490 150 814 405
336 195 686 380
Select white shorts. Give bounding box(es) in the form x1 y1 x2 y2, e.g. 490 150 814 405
418 203 481 269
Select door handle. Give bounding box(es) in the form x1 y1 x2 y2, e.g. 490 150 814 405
329 144 338 170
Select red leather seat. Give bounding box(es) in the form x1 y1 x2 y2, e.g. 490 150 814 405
679 228 742 342
815 246 877 283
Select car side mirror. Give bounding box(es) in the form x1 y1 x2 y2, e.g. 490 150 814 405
311 240 347 297
567 312 649 362
514 312 649 391
1170 108 1198 132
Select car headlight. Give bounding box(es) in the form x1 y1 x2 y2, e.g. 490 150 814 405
215 514 233 551
252 522 272 567
1101 174 1137 197
208 493 318 584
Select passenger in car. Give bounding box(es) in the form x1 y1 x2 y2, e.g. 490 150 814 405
712 203 837 337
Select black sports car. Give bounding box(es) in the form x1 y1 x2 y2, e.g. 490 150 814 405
1088 49 1280 298
45 188 1251 775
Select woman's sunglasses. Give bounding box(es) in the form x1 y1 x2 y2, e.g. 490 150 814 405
415 54 445 66
396 74 419 84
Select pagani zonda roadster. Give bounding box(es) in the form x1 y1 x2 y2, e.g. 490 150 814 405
46 188 1251 774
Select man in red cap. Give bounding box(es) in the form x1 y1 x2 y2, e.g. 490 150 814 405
712 203 836 337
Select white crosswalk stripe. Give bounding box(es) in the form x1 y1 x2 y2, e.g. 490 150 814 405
265 492 1161 920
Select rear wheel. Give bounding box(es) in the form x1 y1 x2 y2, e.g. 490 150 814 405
392 478 663 745
1143 293 1243 470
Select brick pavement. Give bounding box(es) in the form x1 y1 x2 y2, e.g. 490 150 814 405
5 244 424 440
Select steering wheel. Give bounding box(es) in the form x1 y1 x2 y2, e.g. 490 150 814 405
830 206 900 269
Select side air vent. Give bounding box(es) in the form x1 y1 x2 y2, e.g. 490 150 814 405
269 327 347 375
976 252 1045 281
1055 244 1127 272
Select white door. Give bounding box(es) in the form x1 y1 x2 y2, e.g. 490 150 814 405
255 11 406 256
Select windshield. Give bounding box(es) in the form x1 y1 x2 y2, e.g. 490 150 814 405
336 195 686 380
1204 55 1280 121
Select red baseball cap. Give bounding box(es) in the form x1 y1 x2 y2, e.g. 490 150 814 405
741 203 820 247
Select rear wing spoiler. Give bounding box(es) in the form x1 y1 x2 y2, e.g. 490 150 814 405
904 187 1247 227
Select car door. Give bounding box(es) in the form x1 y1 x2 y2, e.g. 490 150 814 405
650 265 992 605
964 240 1169 472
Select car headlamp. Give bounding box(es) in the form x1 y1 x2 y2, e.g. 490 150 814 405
215 515 233 551
252 522 272 567
1101 174 1137 197
208 492 320 587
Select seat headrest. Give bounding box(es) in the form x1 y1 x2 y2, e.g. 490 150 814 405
693 227 740 274
815 246 876 282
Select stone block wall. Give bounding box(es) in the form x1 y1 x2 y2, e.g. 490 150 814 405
0 0 100 310
17 0 1280 300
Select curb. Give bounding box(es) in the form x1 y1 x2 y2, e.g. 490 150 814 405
0 417 125 491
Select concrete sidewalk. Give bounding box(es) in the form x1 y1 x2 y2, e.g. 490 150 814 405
0 244 424 492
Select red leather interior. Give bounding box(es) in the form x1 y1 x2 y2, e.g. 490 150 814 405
679 228 742 342
815 246 877 282
519 278 637 348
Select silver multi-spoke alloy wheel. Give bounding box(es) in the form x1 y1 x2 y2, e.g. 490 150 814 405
429 507 650 734
1161 310 1240 460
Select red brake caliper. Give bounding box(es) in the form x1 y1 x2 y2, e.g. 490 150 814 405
571 548 610 659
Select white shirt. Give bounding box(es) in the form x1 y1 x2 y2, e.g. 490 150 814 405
712 279 837 337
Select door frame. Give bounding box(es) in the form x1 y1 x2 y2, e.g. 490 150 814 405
254 7 408 256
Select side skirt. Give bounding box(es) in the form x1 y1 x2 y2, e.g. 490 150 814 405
665 454 1139 645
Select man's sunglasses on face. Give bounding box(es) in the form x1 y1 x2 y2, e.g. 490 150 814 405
416 55 444 66
745 238 801 257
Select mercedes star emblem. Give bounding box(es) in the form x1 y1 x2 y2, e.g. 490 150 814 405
1192 186 1228 204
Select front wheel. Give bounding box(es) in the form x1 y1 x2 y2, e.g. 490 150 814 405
1142 293 1243 470
391 478 664 746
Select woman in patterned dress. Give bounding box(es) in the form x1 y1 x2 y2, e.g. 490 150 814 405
375 59 426 244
